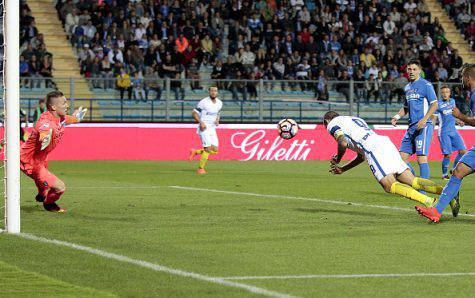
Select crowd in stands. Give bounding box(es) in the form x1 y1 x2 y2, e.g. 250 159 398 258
442 0 475 51
19 1 55 89
41 0 469 105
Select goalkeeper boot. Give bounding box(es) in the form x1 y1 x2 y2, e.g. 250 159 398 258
188 149 197 162
35 194 45 202
197 168 206 174
449 192 460 217
43 202 66 213
415 206 441 223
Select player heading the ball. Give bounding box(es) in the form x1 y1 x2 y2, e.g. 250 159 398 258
324 111 459 216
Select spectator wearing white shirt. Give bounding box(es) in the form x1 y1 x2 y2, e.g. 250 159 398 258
383 16 396 35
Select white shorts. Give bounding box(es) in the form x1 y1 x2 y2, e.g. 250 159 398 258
364 136 408 182
198 127 219 147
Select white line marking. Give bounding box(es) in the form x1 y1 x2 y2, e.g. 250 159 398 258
169 186 475 218
218 272 475 280
16 233 294 298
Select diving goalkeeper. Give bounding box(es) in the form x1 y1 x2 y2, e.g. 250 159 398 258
20 91 87 212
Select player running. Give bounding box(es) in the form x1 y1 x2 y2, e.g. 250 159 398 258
416 64 475 222
20 91 87 212
391 60 438 183
432 86 466 180
324 111 458 212
189 86 222 174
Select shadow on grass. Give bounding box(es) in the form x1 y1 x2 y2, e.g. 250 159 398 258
294 207 394 218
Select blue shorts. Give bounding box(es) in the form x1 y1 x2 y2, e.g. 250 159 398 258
400 124 434 156
458 146 475 170
438 131 466 155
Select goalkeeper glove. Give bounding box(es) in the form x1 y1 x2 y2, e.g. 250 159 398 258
74 107 88 122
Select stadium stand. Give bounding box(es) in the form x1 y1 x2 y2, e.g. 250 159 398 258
15 0 475 122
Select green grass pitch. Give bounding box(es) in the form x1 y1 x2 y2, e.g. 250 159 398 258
1 160 474 297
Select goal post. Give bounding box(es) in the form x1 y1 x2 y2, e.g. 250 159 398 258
3 0 20 233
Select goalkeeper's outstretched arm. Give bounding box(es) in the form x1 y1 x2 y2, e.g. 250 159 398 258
65 107 88 125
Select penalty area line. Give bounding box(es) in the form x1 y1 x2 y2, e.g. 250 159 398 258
16 233 294 298
168 185 475 218
217 272 475 280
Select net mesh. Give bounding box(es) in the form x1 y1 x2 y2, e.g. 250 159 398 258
1 0 6 231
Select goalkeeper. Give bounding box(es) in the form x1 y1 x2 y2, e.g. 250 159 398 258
20 91 87 212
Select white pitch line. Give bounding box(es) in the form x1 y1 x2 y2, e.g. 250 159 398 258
218 272 475 280
169 186 475 218
17 233 294 298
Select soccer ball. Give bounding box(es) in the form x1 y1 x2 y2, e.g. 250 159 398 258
277 118 299 139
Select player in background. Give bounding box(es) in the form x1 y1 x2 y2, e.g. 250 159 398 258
20 91 87 212
391 61 438 183
416 65 475 222
324 111 458 213
189 86 223 174
432 86 467 179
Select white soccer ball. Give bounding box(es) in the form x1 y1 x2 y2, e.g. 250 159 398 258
277 118 299 139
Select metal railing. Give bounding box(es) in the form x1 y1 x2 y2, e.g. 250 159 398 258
7 77 472 123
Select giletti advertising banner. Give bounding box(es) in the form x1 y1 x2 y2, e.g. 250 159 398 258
14 123 475 161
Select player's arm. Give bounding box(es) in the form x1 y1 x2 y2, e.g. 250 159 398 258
391 106 407 126
39 128 53 150
453 107 475 126
329 153 365 175
417 100 438 130
215 114 220 126
192 105 206 131
417 84 438 130
64 107 88 125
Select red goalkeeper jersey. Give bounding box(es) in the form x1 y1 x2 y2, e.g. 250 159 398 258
20 111 76 168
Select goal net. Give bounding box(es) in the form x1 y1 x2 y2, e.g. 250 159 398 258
1 0 20 233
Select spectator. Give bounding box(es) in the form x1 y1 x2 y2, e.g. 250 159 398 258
131 71 146 101
170 72 185 101
231 70 248 101
116 68 132 100
144 67 162 100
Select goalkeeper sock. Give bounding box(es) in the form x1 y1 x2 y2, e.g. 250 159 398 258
390 182 434 207
436 176 462 214
199 151 210 169
442 157 450 176
453 153 463 170
44 189 65 204
411 177 443 195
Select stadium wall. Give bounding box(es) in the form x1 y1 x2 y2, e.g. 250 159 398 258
10 124 475 161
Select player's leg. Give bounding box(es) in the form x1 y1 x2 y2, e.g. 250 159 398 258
381 170 434 206
415 124 433 180
451 132 467 172
372 137 435 206
396 170 443 195
37 167 67 212
399 131 415 174
415 149 475 222
442 155 451 179
439 131 451 179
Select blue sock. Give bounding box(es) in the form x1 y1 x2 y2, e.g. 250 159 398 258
436 176 462 214
420 162 430 179
407 162 415 175
453 153 463 171
442 157 450 176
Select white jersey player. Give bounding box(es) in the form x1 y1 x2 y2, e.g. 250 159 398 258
323 111 453 210
189 87 223 174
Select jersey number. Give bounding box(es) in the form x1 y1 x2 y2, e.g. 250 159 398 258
352 118 371 130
